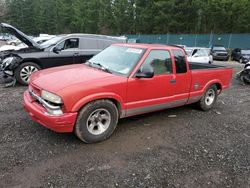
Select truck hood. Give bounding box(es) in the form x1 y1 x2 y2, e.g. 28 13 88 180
0 23 40 49
30 64 115 92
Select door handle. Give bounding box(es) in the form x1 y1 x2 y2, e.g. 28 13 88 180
170 79 176 84
73 52 80 56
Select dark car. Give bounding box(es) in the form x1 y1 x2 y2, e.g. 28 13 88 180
0 23 127 85
210 45 229 61
231 48 250 63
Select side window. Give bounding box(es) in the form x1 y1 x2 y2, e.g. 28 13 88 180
173 49 187 74
56 38 79 50
141 50 173 75
64 38 79 49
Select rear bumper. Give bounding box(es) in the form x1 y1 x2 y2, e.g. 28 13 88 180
23 90 77 133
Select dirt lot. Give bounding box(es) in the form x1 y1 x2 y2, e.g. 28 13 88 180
0 61 249 188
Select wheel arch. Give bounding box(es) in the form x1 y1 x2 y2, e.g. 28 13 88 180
20 58 42 68
71 93 125 118
203 80 222 94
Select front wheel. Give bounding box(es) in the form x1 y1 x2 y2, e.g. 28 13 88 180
14 62 41 85
74 100 119 143
197 85 218 111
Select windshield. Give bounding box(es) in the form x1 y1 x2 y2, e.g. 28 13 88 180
241 50 250 55
87 45 145 76
213 46 226 51
39 36 63 48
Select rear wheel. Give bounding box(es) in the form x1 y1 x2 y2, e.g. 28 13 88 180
74 100 119 143
14 62 41 85
197 85 218 111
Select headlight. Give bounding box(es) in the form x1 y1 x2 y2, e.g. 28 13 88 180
1 57 14 69
41 90 62 104
3 57 14 66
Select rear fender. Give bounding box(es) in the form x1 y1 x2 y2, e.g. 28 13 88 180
202 79 223 94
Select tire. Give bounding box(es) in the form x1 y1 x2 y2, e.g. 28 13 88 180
74 99 119 143
197 85 218 111
14 62 41 85
242 76 250 85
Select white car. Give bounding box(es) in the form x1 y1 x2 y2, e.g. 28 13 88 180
0 35 55 52
185 47 213 64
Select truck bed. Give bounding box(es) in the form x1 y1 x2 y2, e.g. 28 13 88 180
189 62 225 70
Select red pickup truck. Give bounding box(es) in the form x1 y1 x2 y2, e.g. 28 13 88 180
23 43 233 143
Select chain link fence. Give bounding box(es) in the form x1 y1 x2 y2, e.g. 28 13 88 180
126 34 250 49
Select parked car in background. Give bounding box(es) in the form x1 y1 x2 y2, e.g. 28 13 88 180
0 34 15 41
231 48 250 63
23 43 233 143
210 45 229 61
185 47 213 64
0 23 126 85
0 35 55 52
6 37 21 46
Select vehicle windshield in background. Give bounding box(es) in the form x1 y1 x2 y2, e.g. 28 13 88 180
39 36 62 48
241 50 250 55
87 45 145 76
213 46 226 51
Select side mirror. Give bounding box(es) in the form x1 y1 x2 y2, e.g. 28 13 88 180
135 66 154 79
53 46 61 53
193 54 199 58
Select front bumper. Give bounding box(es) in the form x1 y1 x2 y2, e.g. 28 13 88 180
23 90 77 133
213 55 229 61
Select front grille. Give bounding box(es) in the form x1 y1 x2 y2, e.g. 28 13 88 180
218 53 227 56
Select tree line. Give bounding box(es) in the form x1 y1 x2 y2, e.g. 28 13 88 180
1 0 250 35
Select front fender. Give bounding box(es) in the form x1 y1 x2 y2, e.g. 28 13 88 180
71 92 125 112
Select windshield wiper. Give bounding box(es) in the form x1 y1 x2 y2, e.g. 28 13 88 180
87 61 112 74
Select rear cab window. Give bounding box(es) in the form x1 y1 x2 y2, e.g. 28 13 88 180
172 49 187 74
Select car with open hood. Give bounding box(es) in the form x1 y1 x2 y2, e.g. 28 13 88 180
0 23 127 85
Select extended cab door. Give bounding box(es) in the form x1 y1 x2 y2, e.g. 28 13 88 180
172 49 192 103
126 49 176 116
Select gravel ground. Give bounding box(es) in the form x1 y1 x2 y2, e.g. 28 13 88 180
0 61 249 188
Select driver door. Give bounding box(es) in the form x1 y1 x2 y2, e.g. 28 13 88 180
126 50 176 116
46 38 80 68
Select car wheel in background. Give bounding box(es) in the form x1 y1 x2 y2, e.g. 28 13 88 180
74 99 119 143
197 85 218 111
14 62 41 85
